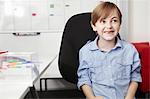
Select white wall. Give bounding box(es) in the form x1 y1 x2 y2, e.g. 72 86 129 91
128 0 150 42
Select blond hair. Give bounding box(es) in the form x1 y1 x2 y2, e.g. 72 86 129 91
91 1 122 25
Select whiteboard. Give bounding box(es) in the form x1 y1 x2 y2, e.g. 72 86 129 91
0 0 128 36
0 0 14 32
0 0 62 33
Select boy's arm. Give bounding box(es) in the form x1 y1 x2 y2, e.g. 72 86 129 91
81 84 104 99
81 84 95 99
125 81 138 99
125 47 142 99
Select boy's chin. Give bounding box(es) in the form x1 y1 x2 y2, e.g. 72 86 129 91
102 36 115 41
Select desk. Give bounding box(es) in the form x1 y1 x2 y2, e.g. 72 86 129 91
0 56 57 99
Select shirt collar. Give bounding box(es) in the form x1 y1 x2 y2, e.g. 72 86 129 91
89 36 99 51
112 38 122 50
89 36 123 51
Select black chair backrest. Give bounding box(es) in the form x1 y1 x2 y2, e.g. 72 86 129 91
58 13 97 84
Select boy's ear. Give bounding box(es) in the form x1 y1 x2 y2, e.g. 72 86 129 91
91 23 97 32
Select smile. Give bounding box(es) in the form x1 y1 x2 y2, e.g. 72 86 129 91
104 31 114 33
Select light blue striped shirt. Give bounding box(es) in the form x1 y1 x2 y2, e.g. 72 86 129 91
77 36 142 99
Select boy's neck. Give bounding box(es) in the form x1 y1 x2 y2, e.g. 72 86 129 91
97 37 117 52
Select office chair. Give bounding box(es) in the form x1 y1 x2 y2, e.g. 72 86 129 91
58 12 121 84
58 12 96 84
133 42 150 98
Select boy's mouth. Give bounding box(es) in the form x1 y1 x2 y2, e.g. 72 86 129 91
104 30 114 34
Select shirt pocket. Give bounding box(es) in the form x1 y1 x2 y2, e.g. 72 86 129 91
88 63 104 82
115 60 132 80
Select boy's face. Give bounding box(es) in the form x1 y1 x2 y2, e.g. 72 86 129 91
92 11 121 41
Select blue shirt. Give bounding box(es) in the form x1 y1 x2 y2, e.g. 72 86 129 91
77 36 142 99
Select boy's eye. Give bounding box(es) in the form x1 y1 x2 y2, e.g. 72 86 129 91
112 19 118 23
101 20 106 23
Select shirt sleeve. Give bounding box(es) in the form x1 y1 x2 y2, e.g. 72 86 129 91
77 49 92 90
131 49 142 82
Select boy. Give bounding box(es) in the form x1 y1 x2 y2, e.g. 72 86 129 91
77 2 142 99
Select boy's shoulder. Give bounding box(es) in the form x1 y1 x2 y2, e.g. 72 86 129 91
121 40 137 50
80 40 93 51
85 40 92 45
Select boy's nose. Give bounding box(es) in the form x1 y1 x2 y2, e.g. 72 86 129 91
106 22 112 28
